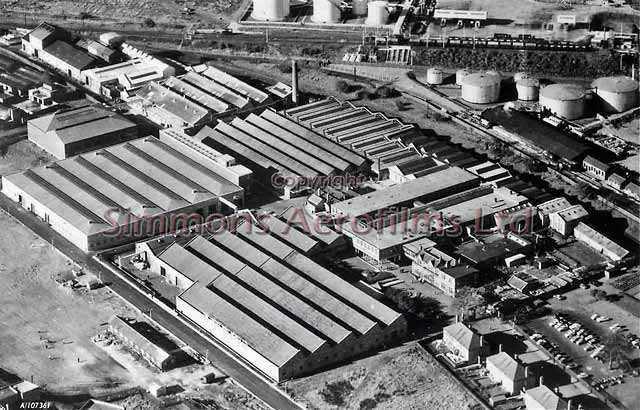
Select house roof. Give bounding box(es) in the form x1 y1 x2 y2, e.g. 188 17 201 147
443 322 480 351
43 40 96 70
443 264 479 280
525 385 566 410
607 173 626 186
25 22 64 43
486 352 525 382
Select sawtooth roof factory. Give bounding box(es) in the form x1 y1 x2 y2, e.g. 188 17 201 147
134 220 406 382
1 136 245 251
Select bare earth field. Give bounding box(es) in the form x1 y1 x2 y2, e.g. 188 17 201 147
0 209 139 393
0 139 53 178
0 0 245 29
290 343 483 410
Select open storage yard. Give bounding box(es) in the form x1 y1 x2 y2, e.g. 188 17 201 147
0 209 138 393
290 343 483 410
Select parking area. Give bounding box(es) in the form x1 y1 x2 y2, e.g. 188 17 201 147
524 282 640 410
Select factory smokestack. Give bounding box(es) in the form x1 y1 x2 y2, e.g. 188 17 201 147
291 59 298 105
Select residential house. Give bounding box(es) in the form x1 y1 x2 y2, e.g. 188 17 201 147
442 322 486 363
485 352 528 395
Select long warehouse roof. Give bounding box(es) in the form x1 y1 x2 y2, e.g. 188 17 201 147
163 224 402 367
331 166 480 217
2 137 242 235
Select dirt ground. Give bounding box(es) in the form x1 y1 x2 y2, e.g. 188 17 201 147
0 0 245 30
0 139 53 179
290 343 483 410
0 209 140 393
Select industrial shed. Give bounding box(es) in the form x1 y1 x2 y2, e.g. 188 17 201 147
196 108 366 192
108 316 180 371
284 98 427 173
27 104 139 159
1 137 244 251
135 222 406 382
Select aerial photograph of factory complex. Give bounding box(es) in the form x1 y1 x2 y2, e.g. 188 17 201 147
0 0 638 409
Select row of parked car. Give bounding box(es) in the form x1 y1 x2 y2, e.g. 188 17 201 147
550 313 605 359
592 375 624 391
530 331 577 367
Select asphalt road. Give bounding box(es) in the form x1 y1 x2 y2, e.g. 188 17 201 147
0 195 302 410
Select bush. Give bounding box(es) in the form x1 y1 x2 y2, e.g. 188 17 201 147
359 398 378 410
375 85 397 98
143 18 156 28
319 380 354 407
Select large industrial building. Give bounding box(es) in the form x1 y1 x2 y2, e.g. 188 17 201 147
195 107 366 193
283 98 427 176
133 66 271 129
1 137 244 251
134 222 406 382
27 104 139 159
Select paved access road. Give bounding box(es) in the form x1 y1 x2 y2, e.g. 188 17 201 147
0 196 302 410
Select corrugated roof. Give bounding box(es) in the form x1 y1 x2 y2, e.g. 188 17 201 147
201 66 268 103
164 76 230 113
136 82 210 126
182 71 249 108
260 109 366 169
2 138 242 235
188 235 349 346
230 117 336 176
331 166 479 217
245 113 350 173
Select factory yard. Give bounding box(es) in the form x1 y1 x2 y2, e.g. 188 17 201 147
0 209 138 393
290 343 483 410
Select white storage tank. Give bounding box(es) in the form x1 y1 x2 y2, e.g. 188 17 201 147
353 0 369 16
252 0 290 21
591 76 639 114
366 1 389 26
426 68 444 85
313 0 341 23
456 69 470 86
516 77 540 101
461 72 501 104
539 83 586 120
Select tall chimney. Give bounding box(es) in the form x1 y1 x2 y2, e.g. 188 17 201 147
479 335 484 346
291 59 298 105
539 376 544 386
567 399 572 410
499 344 503 353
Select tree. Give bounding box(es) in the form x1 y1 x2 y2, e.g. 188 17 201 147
604 330 632 370
452 287 485 319
143 18 156 28
383 287 442 320
319 380 354 406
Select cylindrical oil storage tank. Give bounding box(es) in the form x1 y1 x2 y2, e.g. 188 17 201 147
591 76 639 114
456 69 470 86
486 70 501 81
539 83 586 120
366 1 389 26
516 77 540 101
251 0 289 21
461 73 501 104
353 0 369 16
312 0 341 23
426 68 444 85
